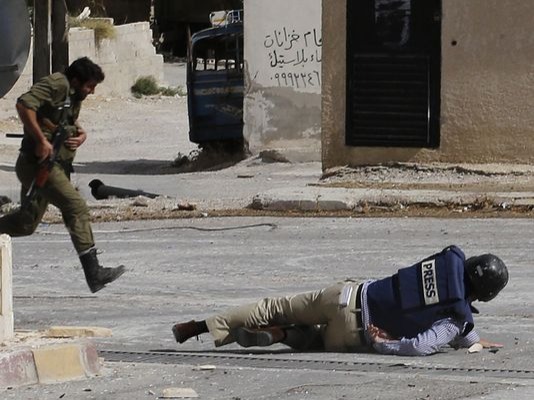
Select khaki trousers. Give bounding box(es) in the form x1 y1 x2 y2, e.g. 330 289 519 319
206 282 364 352
0 152 94 253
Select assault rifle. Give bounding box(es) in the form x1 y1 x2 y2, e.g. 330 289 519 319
22 98 71 208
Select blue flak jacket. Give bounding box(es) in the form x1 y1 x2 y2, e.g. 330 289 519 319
367 246 474 339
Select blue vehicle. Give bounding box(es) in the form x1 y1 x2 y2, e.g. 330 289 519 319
186 10 244 152
0 0 31 98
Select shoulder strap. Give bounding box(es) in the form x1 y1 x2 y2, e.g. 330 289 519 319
56 77 72 129
49 77 72 146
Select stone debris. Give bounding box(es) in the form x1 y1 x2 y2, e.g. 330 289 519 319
467 343 483 353
192 365 216 371
131 196 150 207
161 387 199 398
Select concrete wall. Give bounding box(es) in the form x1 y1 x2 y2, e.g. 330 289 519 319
244 0 322 161
5 20 163 100
322 0 534 168
69 21 164 95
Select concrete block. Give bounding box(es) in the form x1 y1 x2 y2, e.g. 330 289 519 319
69 28 97 61
94 40 118 64
316 199 354 211
32 342 101 384
117 21 149 35
512 198 534 206
251 190 320 211
0 349 38 388
133 21 150 31
115 22 135 34
44 326 113 338
0 234 14 342
32 345 85 384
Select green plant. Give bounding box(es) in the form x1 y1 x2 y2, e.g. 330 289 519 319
131 76 160 97
160 86 187 97
131 76 187 98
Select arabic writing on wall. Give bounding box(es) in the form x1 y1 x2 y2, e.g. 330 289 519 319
264 27 322 89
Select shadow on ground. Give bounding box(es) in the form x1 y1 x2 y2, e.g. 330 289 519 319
0 157 246 176
72 155 247 175
152 348 297 355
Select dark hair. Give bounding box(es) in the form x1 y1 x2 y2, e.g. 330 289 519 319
65 57 105 84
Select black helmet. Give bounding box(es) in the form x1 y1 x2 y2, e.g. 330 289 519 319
465 254 509 302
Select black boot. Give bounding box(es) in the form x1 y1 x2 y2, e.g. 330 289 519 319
236 325 323 350
282 325 324 351
80 248 125 293
172 320 207 343
235 326 287 348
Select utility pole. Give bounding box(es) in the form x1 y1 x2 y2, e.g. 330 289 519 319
33 0 51 81
33 0 69 83
52 0 69 73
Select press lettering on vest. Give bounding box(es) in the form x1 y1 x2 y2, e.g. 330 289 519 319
421 260 440 305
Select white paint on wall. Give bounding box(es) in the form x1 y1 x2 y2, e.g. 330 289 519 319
248 5 322 94
244 0 322 161
244 91 275 151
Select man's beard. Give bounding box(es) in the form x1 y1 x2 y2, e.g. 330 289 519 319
73 90 87 101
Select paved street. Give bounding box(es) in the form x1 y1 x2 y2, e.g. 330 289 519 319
2 63 534 399
3 217 534 399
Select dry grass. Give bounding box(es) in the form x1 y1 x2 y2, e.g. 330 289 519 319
131 76 186 98
69 17 116 44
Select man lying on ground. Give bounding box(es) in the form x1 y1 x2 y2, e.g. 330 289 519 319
172 245 508 356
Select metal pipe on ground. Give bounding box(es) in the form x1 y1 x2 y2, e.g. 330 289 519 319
89 179 160 200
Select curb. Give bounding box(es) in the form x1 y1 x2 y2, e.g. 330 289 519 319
250 188 534 212
0 341 101 389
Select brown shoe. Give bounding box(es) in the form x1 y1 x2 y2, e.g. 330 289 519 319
172 320 200 344
235 326 286 348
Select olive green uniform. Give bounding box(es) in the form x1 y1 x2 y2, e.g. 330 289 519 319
0 73 94 253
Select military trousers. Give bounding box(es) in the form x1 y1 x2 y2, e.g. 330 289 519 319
0 152 94 253
206 282 364 352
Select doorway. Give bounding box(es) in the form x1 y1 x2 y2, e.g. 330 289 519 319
346 0 442 147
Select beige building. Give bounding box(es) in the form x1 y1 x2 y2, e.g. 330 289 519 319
322 0 534 168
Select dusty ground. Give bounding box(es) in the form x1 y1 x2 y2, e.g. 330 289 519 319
2 69 534 220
